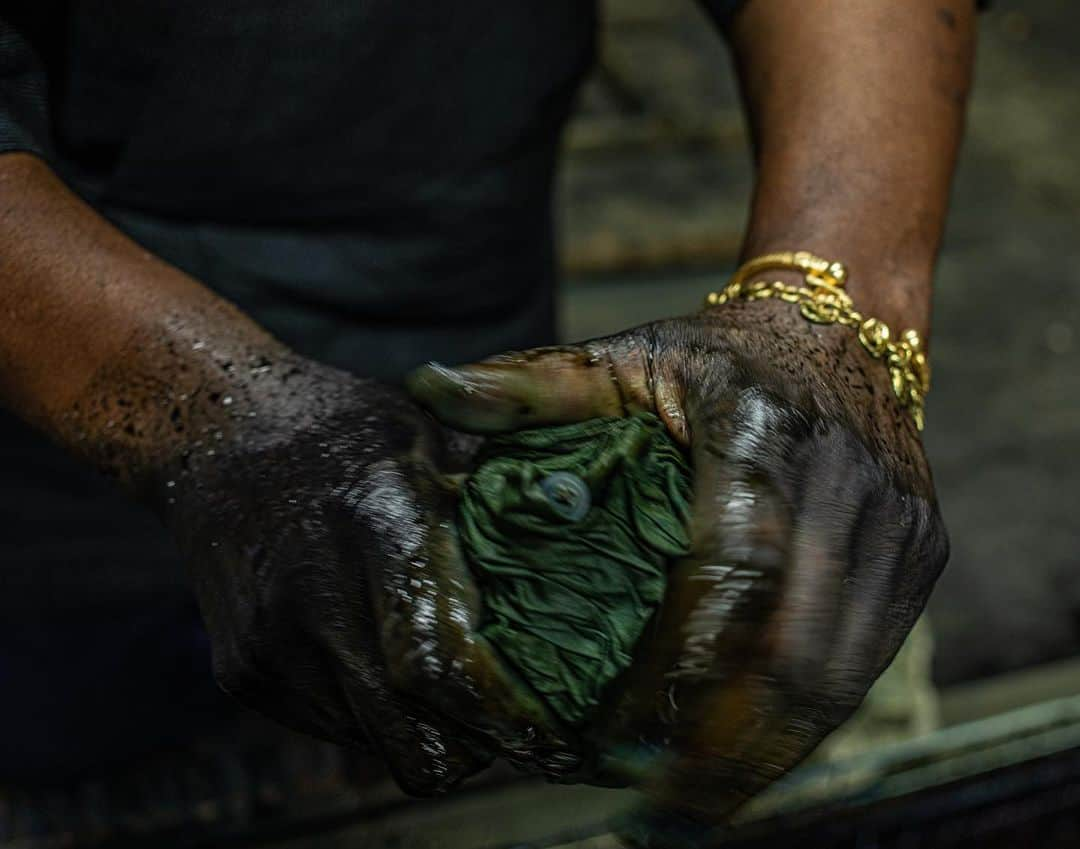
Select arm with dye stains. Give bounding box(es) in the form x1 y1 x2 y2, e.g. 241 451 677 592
0 153 297 482
0 152 579 791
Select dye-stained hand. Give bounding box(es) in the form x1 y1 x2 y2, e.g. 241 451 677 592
408 297 949 839
153 356 580 795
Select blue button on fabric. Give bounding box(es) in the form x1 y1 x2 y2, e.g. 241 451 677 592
540 471 592 522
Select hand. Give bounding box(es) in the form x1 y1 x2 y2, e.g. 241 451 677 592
151 356 579 795
408 297 949 834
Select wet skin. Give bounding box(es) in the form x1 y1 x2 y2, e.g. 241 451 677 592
0 0 975 841
410 296 949 819
0 156 578 793
149 361 582 792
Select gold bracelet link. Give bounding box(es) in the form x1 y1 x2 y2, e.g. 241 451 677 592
705 252 930 431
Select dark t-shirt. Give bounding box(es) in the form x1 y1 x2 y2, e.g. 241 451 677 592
0 0 751 360
2 1 607 371
0 1 753 778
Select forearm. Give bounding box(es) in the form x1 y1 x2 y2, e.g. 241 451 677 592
0 153 291 490
728 0 976 339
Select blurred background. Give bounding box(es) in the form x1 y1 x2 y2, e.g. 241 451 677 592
4 1 1078 847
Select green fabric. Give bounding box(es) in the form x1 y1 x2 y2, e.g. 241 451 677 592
458 413 693 727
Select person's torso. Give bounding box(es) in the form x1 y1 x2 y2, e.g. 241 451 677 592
16 1 598 371
44 1 594 223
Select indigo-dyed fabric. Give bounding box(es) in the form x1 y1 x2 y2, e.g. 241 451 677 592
459 414 693 727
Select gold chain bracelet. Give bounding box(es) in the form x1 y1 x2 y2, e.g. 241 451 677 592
705 251 930 430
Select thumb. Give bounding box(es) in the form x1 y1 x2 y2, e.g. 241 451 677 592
406 342 643 434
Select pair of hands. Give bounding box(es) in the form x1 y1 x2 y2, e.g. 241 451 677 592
158 297 947 834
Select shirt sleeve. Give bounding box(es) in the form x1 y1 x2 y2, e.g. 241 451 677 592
699 0 991 32
0 13 52 160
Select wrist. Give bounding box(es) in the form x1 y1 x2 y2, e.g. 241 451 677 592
146 356 402 508
58 322 302 500
705 252 932 431
736 238 935 342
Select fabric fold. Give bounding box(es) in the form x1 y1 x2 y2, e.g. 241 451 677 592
458 413 693 727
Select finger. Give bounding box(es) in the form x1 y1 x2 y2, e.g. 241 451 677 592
210 594 488 796
826 486 945 697
767 425 874 689
625 667 834 844
362 460 582 776
203 525 363 745
406 334 680 436
592 398 791 780
593 482 790 784
626 570 879 838
236 530 491 796
216 640 489 797
376 520 583 775
626 431 901 832
335 663 495 795
314 581 495 796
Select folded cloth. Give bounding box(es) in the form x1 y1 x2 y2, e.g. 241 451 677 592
458 413 693 727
